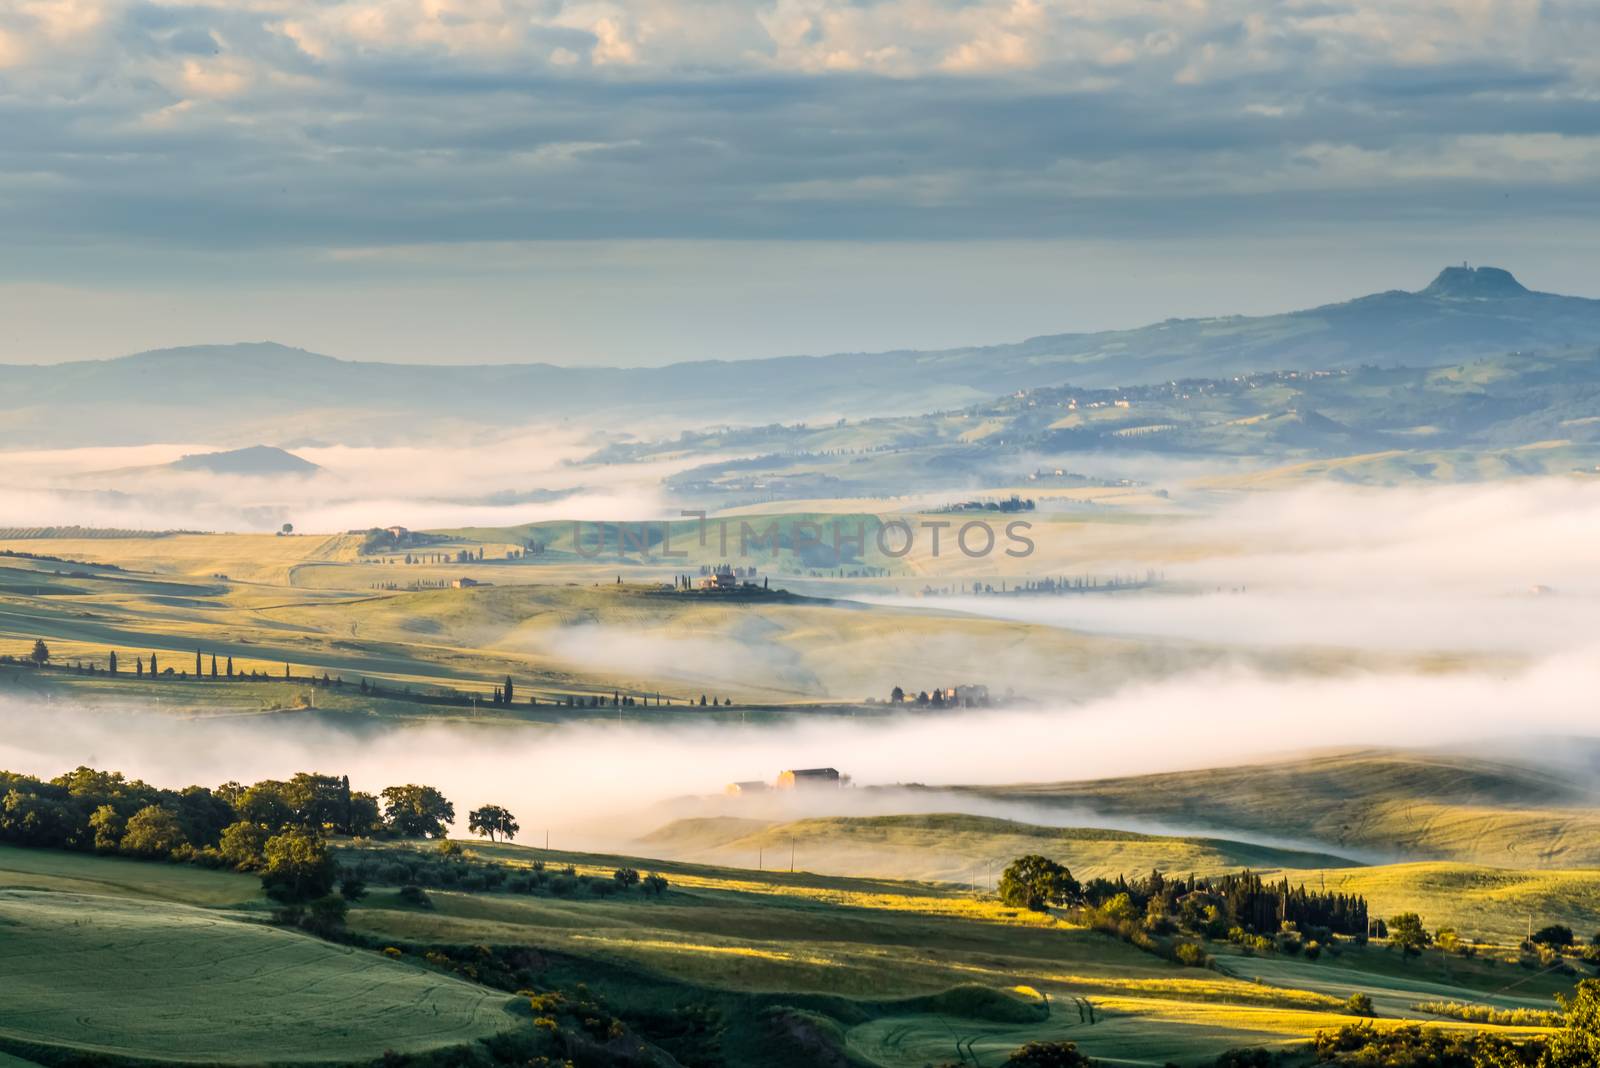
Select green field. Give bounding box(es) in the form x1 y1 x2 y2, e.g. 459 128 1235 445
0 843 259 905
0 888 521 1064
0 826 1586 1067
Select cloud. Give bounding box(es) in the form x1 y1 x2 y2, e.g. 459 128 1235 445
0 0 1594 260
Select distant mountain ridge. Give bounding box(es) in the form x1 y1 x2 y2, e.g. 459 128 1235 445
2 266 1597 445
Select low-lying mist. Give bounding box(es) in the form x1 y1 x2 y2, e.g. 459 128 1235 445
868 478 1600 657
0 431 750 532
5 640 1598 854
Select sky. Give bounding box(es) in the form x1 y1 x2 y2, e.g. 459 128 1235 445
2 0 1597 367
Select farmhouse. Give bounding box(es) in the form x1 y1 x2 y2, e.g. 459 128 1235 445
776 767 841 790
724 780 769 797
450 577 483 589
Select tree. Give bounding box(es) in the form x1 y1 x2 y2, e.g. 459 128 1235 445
613 866 640 888
29 640 48 666
259 829 337 903
281 523 294 535
219 820 270 869
88 804 124 851
210 654 218 678
237 781 295 831
195 649 202 676
1534 924 1576 948
226 656 234 677
120 805 186 857
135 656 143 678
381 784 455 838
503 676 514 704
467 804 519 843
149 652 159 675
108 650 118 675
1387 912 1432 957
890 686 905 702
998 854 1080 911
1548 979 1600 1067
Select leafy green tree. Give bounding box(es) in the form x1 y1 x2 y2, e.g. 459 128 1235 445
260 829 337 903
219 820 270 868
1387 912 1432 957
613 866 640 888
998 854 1080 911
349 791 382 836
120 805 186 857
29 639 48 666
89 804 124 851
0 786 73 846
173 785 233 847
285 772 352 832
381 784 455 838
1548 979 1600 1067
237 780 295 831
467 804 519 843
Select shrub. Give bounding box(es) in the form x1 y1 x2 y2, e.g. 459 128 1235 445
643 872 669 896
1534 924 1576 948
1343 992 1375 1017
397 884 432 908
1174 943 1209 968
1002 1040 1098 1067
613 866 640 888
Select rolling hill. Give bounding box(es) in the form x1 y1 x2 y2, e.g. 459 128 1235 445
3 266 1598 445
963 749 1600 868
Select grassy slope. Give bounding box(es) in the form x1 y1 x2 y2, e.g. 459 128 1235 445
0 844 259 906
345 840 1566 1067
0 888 520 1064
969 749 1600 868
639 813 1360 883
